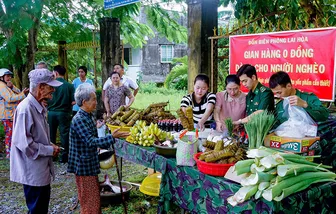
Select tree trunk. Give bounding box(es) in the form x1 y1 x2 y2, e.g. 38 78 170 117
58 41 68 80
99 17 121 86
23 9 42 88
187 0 219 93
12 48 24 89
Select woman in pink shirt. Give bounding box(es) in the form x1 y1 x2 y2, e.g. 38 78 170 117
214 75 246 131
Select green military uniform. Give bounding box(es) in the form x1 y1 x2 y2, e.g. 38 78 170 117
47 77 75 163
275 89 329 127
274 90 332 169
246 82 275 115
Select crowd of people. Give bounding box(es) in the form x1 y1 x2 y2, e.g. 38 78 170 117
0 62 330 213
181 64 328 132
0 63 136 213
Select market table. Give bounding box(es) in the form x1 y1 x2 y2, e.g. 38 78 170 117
114 139 336 214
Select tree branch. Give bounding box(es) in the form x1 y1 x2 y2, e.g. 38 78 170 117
229 9 287 35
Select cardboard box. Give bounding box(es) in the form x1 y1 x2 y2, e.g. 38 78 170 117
264 133 320 153
300 150 316 162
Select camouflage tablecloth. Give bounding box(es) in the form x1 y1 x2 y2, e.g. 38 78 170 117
114 139 336 213
317 115 336 170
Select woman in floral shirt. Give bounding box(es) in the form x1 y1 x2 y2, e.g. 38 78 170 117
0 68 28 158
104 71 135 117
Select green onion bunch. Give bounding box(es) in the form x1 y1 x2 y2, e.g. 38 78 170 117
228 147 336 206
244 111 275 149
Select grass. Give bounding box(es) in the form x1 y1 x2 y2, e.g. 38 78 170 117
132 91 185 112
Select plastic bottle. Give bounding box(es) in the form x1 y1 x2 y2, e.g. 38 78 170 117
178 120 183 131
161 120 166 131
158 120 162 130
173 120 178 132
166 120 171 132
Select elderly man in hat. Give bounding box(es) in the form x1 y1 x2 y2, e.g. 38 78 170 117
10 69 62 214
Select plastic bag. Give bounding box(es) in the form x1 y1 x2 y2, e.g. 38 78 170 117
97 124 106 138
275 98 317 138
176 133 198 166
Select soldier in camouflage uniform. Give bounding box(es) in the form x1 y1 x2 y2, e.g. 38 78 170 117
269 71 335 171
234 64 274 125
269 71 329 127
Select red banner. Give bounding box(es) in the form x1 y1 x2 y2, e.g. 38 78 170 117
229 28 336 101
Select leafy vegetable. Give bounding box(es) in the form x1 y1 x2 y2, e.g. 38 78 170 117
244 111 275 149
228 147 336 206
224 118 234 137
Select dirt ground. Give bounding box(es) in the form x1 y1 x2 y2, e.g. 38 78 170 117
0 156 178 214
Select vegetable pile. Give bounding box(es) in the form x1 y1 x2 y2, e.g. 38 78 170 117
228 147 336 206
244 111 275 149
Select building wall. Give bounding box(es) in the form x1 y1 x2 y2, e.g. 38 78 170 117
139 9 188 83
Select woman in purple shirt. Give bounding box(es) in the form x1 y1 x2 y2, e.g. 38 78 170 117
214 75 246 132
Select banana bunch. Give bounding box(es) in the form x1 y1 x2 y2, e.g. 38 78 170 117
126 120 173 147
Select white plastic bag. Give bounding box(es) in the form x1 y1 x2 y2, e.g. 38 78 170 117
275 98 317 138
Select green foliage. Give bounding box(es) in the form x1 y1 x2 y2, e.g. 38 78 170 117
164 56 188 90
139 82 184 95
0 123 4 140
217 37 230 91
104 3 156 48
173 74 188 90
145 5 187 44
0 0 188 88
231 0 336 29
0 0 43 67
